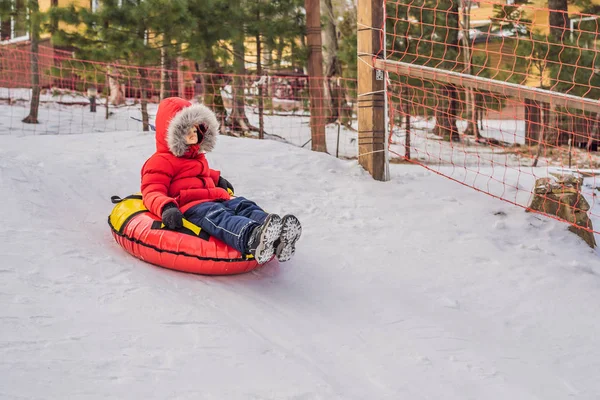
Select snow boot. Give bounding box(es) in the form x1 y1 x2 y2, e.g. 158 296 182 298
275 215 302 262
247 214 283 264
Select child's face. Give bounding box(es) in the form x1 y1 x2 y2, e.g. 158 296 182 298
185 126 199 145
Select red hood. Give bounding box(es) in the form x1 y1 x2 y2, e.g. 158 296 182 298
154 97 192 154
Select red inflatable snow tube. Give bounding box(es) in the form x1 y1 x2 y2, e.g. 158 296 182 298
108 194 259 275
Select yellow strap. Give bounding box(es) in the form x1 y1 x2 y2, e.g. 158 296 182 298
183 219 202 236
159 218 202 236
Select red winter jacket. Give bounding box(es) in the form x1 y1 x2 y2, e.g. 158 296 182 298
141 97 230 217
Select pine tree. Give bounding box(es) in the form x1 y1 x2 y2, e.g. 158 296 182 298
51 0 192 129
245 0 305 134
185 0 305 135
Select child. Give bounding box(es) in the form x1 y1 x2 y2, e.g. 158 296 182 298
141 97 302 264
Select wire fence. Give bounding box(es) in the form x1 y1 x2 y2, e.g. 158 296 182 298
382 0 600 239
0 45 358 158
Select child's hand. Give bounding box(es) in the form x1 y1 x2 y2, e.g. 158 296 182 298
162 203 184 230
217 176 234 195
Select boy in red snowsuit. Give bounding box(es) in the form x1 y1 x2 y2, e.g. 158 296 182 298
141 97 301 264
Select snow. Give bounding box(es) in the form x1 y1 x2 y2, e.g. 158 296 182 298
0 88 93 105
2 110 600 399
407 116 526 145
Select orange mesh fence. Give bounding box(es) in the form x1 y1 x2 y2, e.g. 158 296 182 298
0 46 358 159
383 0 600 240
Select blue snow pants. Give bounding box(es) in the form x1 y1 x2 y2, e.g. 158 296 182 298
184 196 269 253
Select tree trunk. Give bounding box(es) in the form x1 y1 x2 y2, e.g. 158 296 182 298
203 50 227 127
105 71 110 120
177 55 184 98
160 35 178 99
169 52 179 97
542 101 559 147
546 0 569 151
305 0 327 152
533 105 547 167
49 0 58 33
462 90 480 138
525 98 541 145
228 34 251 134
587 113 600 152
22 0 41 124
532 101 559 165
548 0 570 42
108 65 125 105
321 0 341 123
256 17 265 140
275 38 285 70
459 0 480 138
321 0 339 77
135 4 149 132
433 0 460 140
193 62 205 102
264 36 275 70
290 39 296 71
327 78 340 123
404 87 411 159
434 85 459 141
139 68 150 132
160 46 167 100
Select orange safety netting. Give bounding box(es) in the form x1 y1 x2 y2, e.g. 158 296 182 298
0 46 357 158
383 0 600 240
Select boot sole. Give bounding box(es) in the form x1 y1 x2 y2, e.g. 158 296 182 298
275 215 302 262
254 215 283 264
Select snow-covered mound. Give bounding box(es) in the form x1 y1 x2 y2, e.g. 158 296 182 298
1 131 600 399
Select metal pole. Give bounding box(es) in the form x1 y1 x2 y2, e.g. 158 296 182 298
336 121 341 158
382 0 390 180
568 137 572 169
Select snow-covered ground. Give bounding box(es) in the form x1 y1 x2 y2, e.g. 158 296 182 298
409 117 527 145
2 125 600 399
0 88 93 105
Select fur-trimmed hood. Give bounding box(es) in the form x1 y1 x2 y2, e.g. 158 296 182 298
154 97 219 157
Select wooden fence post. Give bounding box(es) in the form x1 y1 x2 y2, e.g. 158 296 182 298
305 0 327 152
357 0 387 181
